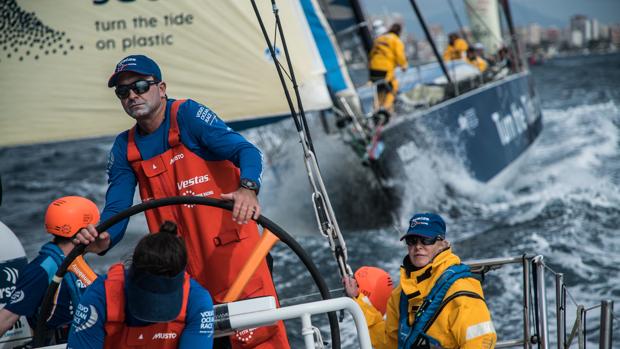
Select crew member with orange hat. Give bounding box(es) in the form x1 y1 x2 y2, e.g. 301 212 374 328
0 196 99 342
343 266 394 348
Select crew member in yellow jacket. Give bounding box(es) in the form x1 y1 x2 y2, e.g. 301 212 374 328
443 33 469 61
368 23 408 113
344 213 496 349
466 48 488 72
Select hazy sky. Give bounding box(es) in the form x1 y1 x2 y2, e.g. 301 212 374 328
362 0 620 28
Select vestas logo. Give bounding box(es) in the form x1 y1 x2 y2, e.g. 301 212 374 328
3 267 19 284
177 174 209 190
152 332 177 340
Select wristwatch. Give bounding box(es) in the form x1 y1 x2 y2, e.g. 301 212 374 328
240 178 260 194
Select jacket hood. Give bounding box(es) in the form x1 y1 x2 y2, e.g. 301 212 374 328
399 248 460 301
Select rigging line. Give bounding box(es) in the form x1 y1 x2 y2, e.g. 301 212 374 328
542 263 559 275
564 286 580 308
584 304 602 313
251 0 351 279
446 0 468 41
272 0 317 155
271 18 295 85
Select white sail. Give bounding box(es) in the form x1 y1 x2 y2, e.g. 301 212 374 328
464 0 503 53
0 0 331 147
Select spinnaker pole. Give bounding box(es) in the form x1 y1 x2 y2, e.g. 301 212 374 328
249 0 353 281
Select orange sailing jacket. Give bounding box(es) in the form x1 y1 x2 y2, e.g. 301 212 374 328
103 263 189 349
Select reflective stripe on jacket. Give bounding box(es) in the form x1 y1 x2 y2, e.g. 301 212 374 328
103 263 188 349
357 249 496 349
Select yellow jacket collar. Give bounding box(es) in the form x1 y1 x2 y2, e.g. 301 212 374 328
399 248 461 300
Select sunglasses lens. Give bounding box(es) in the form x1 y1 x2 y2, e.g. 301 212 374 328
115 86 130 99
134 80 151 94
406 236 437 246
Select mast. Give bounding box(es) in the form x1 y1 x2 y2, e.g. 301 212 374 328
349 0 373 52
499 0 522 71
407 0 454 86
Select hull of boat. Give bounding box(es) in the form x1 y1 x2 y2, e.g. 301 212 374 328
374 72 543 186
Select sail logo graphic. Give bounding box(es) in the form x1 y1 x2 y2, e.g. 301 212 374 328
264 47 281 62
74 304 98 333
3 267 19 284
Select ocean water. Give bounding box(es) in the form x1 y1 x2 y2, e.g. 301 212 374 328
1 53 619 347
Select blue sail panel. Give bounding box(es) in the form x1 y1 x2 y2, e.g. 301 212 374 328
300 0 349 93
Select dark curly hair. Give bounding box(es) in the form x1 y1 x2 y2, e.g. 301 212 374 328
132 221 187 277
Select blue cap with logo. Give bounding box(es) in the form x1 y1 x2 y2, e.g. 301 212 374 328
399 213 446 240
108 55 162 87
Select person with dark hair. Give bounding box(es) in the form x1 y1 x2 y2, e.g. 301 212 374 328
67 221 215 349
466 47 488 72
0 196 99 341
368 22 408 113
344 213 496 349
444 33 469 61
74 55 289 348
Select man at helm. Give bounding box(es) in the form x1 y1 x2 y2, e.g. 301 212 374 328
0 196 99 342
345 213 496 349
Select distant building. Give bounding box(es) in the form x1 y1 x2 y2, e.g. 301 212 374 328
570 15 591 46
571 30 584 47
429 25 447 53
543 26 561 44
611 24 620 47
527 23 542 46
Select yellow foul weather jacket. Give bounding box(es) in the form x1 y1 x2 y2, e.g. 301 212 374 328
369 32 408 79
443 38 469 61
355 249 496 349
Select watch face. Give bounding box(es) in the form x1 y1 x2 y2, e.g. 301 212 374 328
241 179 258 190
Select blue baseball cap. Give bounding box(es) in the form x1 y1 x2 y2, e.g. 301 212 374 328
108 55 162 87
399 213 446 240
127 267 184 322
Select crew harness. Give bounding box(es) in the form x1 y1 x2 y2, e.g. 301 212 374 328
397 264 484 349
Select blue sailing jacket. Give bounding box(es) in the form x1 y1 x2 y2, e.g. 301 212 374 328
4 242 87 329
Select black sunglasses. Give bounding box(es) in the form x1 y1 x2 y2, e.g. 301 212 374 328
115 80 159 99
405 235 442 246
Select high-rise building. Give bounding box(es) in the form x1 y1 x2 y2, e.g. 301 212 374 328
570 15 590 46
